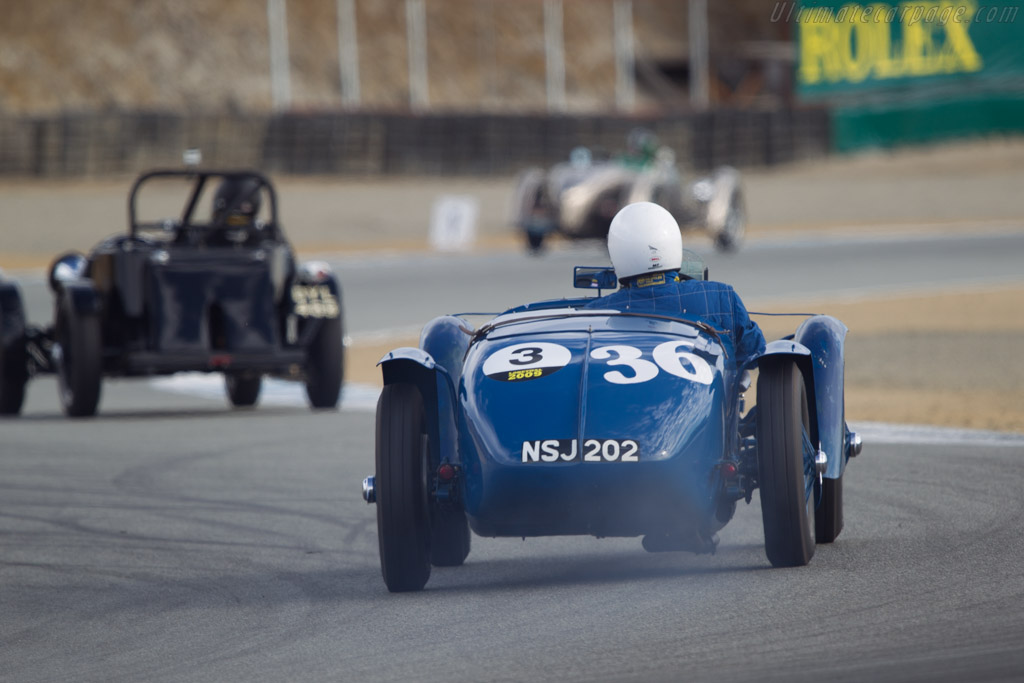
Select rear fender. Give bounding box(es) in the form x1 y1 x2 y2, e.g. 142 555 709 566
115 251 149 317
88 241 148 317
379 348 459 476
419 316 472 388
59 280 103 316
793 315 849 479
419 316 471 477
756 340 820 451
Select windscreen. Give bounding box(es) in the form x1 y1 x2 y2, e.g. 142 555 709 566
131 175 272 241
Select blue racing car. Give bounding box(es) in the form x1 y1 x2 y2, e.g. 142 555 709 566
363 257 861 592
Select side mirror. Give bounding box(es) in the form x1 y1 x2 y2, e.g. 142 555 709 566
573 266 617 291
48 251 88 292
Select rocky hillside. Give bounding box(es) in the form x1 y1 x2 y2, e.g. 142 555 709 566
0 0 784 115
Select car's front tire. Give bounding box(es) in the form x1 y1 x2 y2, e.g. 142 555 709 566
376 383 432 592
756 359 815 567
55 301 102 418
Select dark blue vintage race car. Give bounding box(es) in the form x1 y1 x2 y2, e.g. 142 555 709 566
363 260 861 592
0 169 344 417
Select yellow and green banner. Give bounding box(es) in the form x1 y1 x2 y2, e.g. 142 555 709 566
796 1 1024 96
792 1 1024 148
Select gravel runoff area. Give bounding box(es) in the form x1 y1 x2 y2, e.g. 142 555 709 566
3 138 1023 432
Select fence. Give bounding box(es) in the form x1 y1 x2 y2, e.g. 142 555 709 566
0 108 829 178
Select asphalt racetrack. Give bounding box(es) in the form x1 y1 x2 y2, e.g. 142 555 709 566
4 231 1024 682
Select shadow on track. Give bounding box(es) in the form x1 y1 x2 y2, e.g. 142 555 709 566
8 406 318 422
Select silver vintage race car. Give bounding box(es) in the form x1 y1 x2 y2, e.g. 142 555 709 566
512 130 746 253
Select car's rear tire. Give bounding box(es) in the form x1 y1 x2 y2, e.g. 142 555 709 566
814 474 843 543
430 507 471 567
814 398 845 543
376 383 431 592
0 344 27 415
305 314 344 410
0 371 26 415
225 373 262 408
0 308 27 415
55 301 102 418
757 360 815 567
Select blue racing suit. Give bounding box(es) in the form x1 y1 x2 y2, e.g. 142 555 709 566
583 270 766 368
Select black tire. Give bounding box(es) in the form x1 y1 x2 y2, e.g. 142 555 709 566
814 474 843 543
756 360 815 567
0 345 27 415
525 229 545 253
430 507 471 567
0 373 26 415
225 373 262 408
305 314 344 409
375 383 431 592
814 392 846 542
55 302 102 418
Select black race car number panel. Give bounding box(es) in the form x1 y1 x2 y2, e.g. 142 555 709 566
484 342 571 382
521 438 639 463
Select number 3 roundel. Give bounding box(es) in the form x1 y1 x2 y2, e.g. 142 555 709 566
483 342 572 382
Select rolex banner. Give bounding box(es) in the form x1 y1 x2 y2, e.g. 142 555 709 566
792 1 1024 99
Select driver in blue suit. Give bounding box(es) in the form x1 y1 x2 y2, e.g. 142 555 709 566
584 201 765 369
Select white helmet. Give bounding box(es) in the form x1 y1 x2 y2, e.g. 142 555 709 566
607 202 682 280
